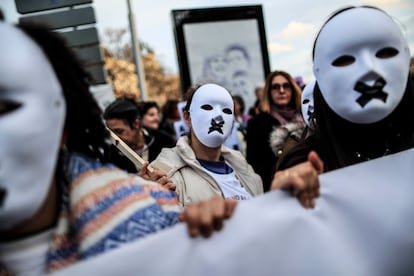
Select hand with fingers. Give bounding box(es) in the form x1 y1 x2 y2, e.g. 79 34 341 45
139 162 177 191
178 196 238 238
271 151 324 209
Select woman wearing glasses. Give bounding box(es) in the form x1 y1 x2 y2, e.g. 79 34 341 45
246 70 305 192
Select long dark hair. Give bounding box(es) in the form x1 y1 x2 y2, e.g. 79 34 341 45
18 22 109 161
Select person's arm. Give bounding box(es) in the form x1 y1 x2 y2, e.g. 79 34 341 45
271 151 323 209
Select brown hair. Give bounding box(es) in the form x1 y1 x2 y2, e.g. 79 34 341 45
259 70 302 113
183 83 208 112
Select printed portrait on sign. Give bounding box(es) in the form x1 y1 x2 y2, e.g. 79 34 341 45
172 5 270 113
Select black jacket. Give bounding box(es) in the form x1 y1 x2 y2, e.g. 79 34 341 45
246 112 281 192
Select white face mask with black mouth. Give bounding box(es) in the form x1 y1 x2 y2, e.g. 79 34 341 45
189 84 234 148
313 7 410 124
0 23 66 230
301 79 316 127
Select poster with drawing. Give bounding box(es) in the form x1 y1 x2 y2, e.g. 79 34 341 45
172 5 270 113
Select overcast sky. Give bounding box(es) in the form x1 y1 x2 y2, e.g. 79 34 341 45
1 0 413 84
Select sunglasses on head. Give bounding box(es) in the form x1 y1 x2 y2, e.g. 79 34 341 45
271 83 291 91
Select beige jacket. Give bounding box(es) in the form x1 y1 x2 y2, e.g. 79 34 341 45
152 136 263 207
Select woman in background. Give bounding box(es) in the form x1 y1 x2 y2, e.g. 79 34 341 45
139 101 161 130
246 70 304 192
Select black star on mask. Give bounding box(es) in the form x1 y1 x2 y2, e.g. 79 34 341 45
354 77 388 107
208 116 224 134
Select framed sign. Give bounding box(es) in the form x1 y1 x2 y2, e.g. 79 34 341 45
172 5 270 111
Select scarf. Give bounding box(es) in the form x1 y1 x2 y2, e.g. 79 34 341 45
270 105 303 125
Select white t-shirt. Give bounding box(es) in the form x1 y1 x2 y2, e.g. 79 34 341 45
203 168 252 201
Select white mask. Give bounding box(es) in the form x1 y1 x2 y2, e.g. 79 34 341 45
189 84 234 148
313 7 410 124
301 79 316 127
0 23 66 230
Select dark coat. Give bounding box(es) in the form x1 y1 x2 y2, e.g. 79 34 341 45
246 112 281 192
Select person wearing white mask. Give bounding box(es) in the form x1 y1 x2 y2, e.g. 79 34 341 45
277 6 414 172
0 22 239 275
300 79 316 131
151 83 324 208
151 84 262 206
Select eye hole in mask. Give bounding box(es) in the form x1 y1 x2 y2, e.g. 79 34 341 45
201 104 213 110
332 55 355 67
376 47 399 59
222 108 232 115
0 99 22 116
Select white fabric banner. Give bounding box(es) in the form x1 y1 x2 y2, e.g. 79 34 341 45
54 148 414 276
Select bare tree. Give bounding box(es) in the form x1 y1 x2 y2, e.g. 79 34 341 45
103 27 181 104
103 28 131 60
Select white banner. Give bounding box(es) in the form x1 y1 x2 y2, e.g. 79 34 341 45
54 148 414 276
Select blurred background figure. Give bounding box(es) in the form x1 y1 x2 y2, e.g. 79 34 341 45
300 79 316 132
248 85 264 117
233 95 251 128
232 95 249 157
294 76 306 90
138 101 161 130
173 100 190 139
159 99 182 141
246 70 304 192
103 97 175 173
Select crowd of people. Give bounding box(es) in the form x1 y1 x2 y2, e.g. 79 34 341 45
0 4 413 275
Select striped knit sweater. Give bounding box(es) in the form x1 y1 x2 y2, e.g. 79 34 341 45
46 152 182 272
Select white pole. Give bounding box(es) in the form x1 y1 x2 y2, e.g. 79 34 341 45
127 0 148 101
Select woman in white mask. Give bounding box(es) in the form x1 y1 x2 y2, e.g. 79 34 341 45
0 22 240 275
277 6 414 172
151 83 323 208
